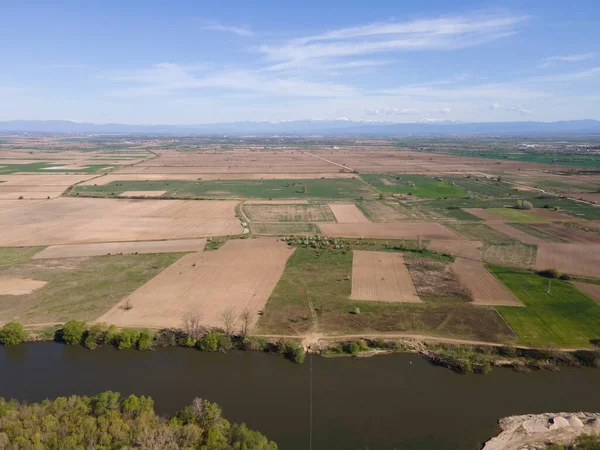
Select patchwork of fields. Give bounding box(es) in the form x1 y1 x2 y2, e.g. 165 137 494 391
1 140 599 349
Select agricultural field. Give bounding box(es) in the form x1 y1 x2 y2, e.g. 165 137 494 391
445 222 517 245
483 208 551 222
243 204 336 222
0 162 116 174
492 266 600 347
71 178 375 200
361 174 467 198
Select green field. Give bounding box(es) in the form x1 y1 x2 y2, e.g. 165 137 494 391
0 162 115 174
0 252 184 324
445 223 518 245
250 223 320 235
71 178 375 200
445 176 526 198
507 223 568 243
492 266 600 347
243 204 336 222
445 150 600 169
0 247 45 269
486 208 551 222
257 246 514 342
430 207 484 221
361 174 467 199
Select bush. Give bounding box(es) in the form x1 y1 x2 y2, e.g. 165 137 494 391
0 322 27 346
347 341 361 355
291 347 306 364
196 331 221 352
83 323 108 350
515 200 533 210
537 268 560 279
137 329 153 351
61 320 87 345
115 328 141 350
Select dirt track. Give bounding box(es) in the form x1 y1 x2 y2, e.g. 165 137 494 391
97 238 294 330
33 238 207 259
451 258 523 306
350 251 421 303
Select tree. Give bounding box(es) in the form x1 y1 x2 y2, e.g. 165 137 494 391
221 308 235 335
137 329 153 351
61 320 87 345
181 311 204 339
515 199 533 210
196 331 221 352
115 328 140 350
239 308 252 337
83 323 108 350
0 322 27 346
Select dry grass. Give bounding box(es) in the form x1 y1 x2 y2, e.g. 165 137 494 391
350 251 421 303
318 222 462 240
243 204 336 223
481 244 538 269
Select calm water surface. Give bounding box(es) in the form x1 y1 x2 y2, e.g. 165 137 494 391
1 343 599 450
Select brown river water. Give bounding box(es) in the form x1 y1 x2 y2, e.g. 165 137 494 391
0 343 599 450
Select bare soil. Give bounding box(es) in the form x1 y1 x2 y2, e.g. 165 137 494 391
427 240 483 260
572 281 600 302
451 258 524 306
530 223 600 243
328 204 370 223
0 277 48 295
98 238 294 330
350 251 421 303
118 190 167 197
0 197 241 246
481 244 537 269
80 173 356 185
536 244 600 278
33 238 207 259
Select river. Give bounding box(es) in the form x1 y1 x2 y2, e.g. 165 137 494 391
1 343 599 450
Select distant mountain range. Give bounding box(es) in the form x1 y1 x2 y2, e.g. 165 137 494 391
1 119 600 136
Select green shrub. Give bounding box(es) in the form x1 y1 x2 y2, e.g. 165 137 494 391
347 341 361 355
61 320 87 345
291 346 306 364
137 329 153 351
0 322 27 346
115 328 141 350
83 323 108 350
196 331 221 352
537 268 561 279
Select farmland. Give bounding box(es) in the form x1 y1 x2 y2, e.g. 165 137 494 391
0 135 599 350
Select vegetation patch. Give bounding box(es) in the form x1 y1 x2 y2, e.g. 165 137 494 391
361 174 467 199
70 178 375 200
482 244 538 268
507 223 568 243
0 246 45 269
251 223 320 235
485 207 550 222
491 266 600 347
243 204 336 222
445 222 518 245
0 253 184 324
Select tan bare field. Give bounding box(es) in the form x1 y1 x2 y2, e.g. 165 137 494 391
0 173 97 198
350 251 421 303
529 223 600 243
485 222 547 245
0 200 44 212
245 199 309 204
0 277 48 295
451 258 523 306
318 222 462 240
80 173 356 185
33 238 207 259
536 244 600 278
463 208 506 221
569 193 600 203
98 238 294 329
572 282 600 302
329 204 370 223
357 201 433 222
0 197 241 246
428 240 483 260
118 190 167 197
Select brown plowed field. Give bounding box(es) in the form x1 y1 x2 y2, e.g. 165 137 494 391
0 277 48 295
80 173 356 185
350 251 421 303
97 238 294 330
463 208 506 221
451 258 523 306
486 222 547 245
329 204 370 223
33 238 207 259
318 222 462 240
0 197 241 246
0 174 97 199
529 223 600 243
118 191 167 197
428 240 483 260
536 244 600 278
566 193 600 203
572 282 600 302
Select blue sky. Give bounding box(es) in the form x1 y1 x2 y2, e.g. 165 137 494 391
1 0 599 124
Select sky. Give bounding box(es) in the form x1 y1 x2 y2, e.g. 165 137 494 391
1 0 599 124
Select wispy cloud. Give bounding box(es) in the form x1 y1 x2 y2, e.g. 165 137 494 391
259 13 526 66
366 108 421 116
199 20 254 37
545 52 595 62
489 103 532 114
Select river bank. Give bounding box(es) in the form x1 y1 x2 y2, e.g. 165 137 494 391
483 413 600 449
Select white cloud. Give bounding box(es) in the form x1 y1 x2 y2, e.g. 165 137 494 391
544 52 595 62
259 13 526 65
488 103 532 114
366 108 421 116
199 21 254 37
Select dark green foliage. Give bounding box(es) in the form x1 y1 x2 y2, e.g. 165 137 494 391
115 328 141 350
428 345 493 374
61 320 87 345
83 323 108 350
137 329 153 351
196 331 222 352
0 322 27 346
0 392 277 449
